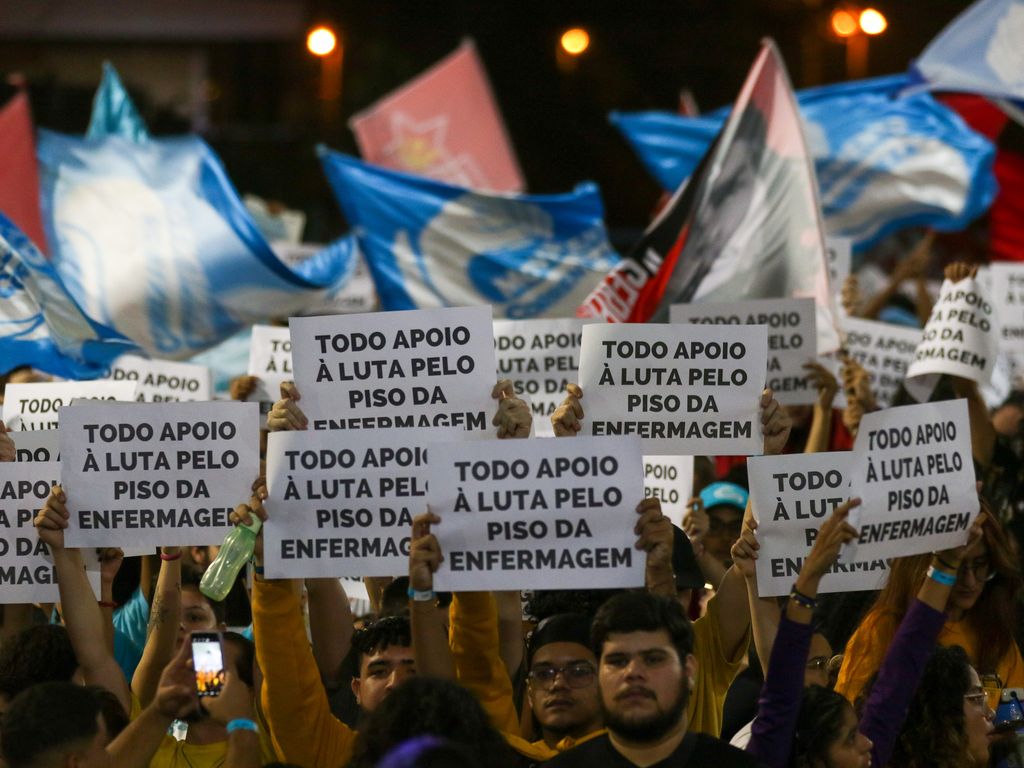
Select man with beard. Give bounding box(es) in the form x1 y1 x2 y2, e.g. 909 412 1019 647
546 592 761 767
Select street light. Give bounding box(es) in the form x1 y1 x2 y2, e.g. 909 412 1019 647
830 9 858 37
306 26 337 57
560 28 590 56
859 8 888 35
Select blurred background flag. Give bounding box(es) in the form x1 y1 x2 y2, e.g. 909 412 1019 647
86 62 149 143
612 73 998 251
0 211 136 378
914 0 1024 105
349 39 525 192
318 148 619 317
583 40 839 351
0 89 47 250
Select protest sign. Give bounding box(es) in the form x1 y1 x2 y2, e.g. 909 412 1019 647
907 276 999 385
842 316 923 408
748 452 888 597
290 306 496 436
61 401 259 548
3 381 136 431
669 298 816 405
12 430 60 463
107 355 212 403
430 435 644 591
990 263 1024 376
578 323 766 454
843 399 977 564
263 428 441 579
493 318 592 436
247 325 292 403
643 456 693 528
825 237 852 298
0 462 101 603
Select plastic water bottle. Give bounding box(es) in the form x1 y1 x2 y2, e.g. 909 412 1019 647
200 517 262 602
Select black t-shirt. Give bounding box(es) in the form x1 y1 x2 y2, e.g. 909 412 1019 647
544 731 763 768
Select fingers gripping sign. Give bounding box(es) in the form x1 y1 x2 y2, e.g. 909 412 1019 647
0 421 14 463
34 484 70 551
551 383 583 437
409 510 443 593
761 388 792 456
682 496 709 557
267 381 308 432
730 516 760 580
491 380 533 439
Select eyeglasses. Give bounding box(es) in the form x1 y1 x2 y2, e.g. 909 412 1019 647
527 662 596 689
959 557 995 583
964 691 990 710
806 656 830 672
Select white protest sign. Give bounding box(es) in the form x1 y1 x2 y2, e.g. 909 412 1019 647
578 324 767 455
3 381 136 431
107 355 212 403
247 325 293 404
842 317 923 409
493 318 593 437
843 399 978 563
825 237 852 297
430 435 644 591
748 452 888 597
290 306 496 436
263 429 440 579
907 277 999 385
0 462 101 603
670 298 817 405
61 401 260 548
990 263 1024 377
643 456 694 528
12 430 61 463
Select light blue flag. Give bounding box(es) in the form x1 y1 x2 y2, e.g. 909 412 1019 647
0 211 137 378
38 130 357 358
318 148 620 318
86 62 150 143
612 74 998 250
915 0 1024 105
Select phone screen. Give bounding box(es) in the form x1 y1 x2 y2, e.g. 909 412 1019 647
191 633 225 698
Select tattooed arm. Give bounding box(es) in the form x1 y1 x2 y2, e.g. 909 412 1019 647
132 546 182 708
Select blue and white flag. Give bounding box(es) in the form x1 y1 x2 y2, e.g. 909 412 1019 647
612 75 997 249
0 211 136 378
318 149 620 318
38 131 357 359
87 62 149 143
915 0 1024 105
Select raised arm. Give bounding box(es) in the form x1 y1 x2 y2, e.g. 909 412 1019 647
408 510 453 680
802 362 838 454
131 546 182 707
34 485 131 713
306 577 355 689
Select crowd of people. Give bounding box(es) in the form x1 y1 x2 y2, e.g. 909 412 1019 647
0 259 1021 768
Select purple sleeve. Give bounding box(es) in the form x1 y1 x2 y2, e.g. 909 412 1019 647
859 599 946 767
746 614 813 768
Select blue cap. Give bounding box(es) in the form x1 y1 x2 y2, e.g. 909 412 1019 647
699 482 748 512
879 305 921 328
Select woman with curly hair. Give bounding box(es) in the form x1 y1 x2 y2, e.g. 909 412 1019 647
836 506 1024 702
888 644 994 768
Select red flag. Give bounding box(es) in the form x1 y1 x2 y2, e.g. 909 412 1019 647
349 40 524 193
0 90 46 251
579 40 837 351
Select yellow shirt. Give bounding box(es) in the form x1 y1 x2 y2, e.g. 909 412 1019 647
837 609 1024 702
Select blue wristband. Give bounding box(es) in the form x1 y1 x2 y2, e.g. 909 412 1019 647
226 718 258 734
927 565 957 587
408 586 436 602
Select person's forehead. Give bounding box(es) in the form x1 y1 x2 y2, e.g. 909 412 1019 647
601 629 675 656
532 641 596 667
181 586 214 609
363 643 414 666
707 504 743 519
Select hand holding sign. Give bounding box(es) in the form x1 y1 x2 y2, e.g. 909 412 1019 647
804 362 839 410
945 261 978 283
229 375 260 402
409 510 443 592
634 498 673 593
0 423 13 463
491 380 532 439
797 498 861 590
730 517 759 580
267 382 307 432
34 484 69 551
551 383 583 437
761 389 792 456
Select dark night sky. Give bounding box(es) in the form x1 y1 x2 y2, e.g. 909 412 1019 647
1 1 979 242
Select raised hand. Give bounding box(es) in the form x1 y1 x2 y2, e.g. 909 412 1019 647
761 389 792 455
267 381 307 432
551 383 583 437
491 380 532 439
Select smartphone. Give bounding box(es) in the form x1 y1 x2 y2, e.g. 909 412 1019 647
190 632 225 698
